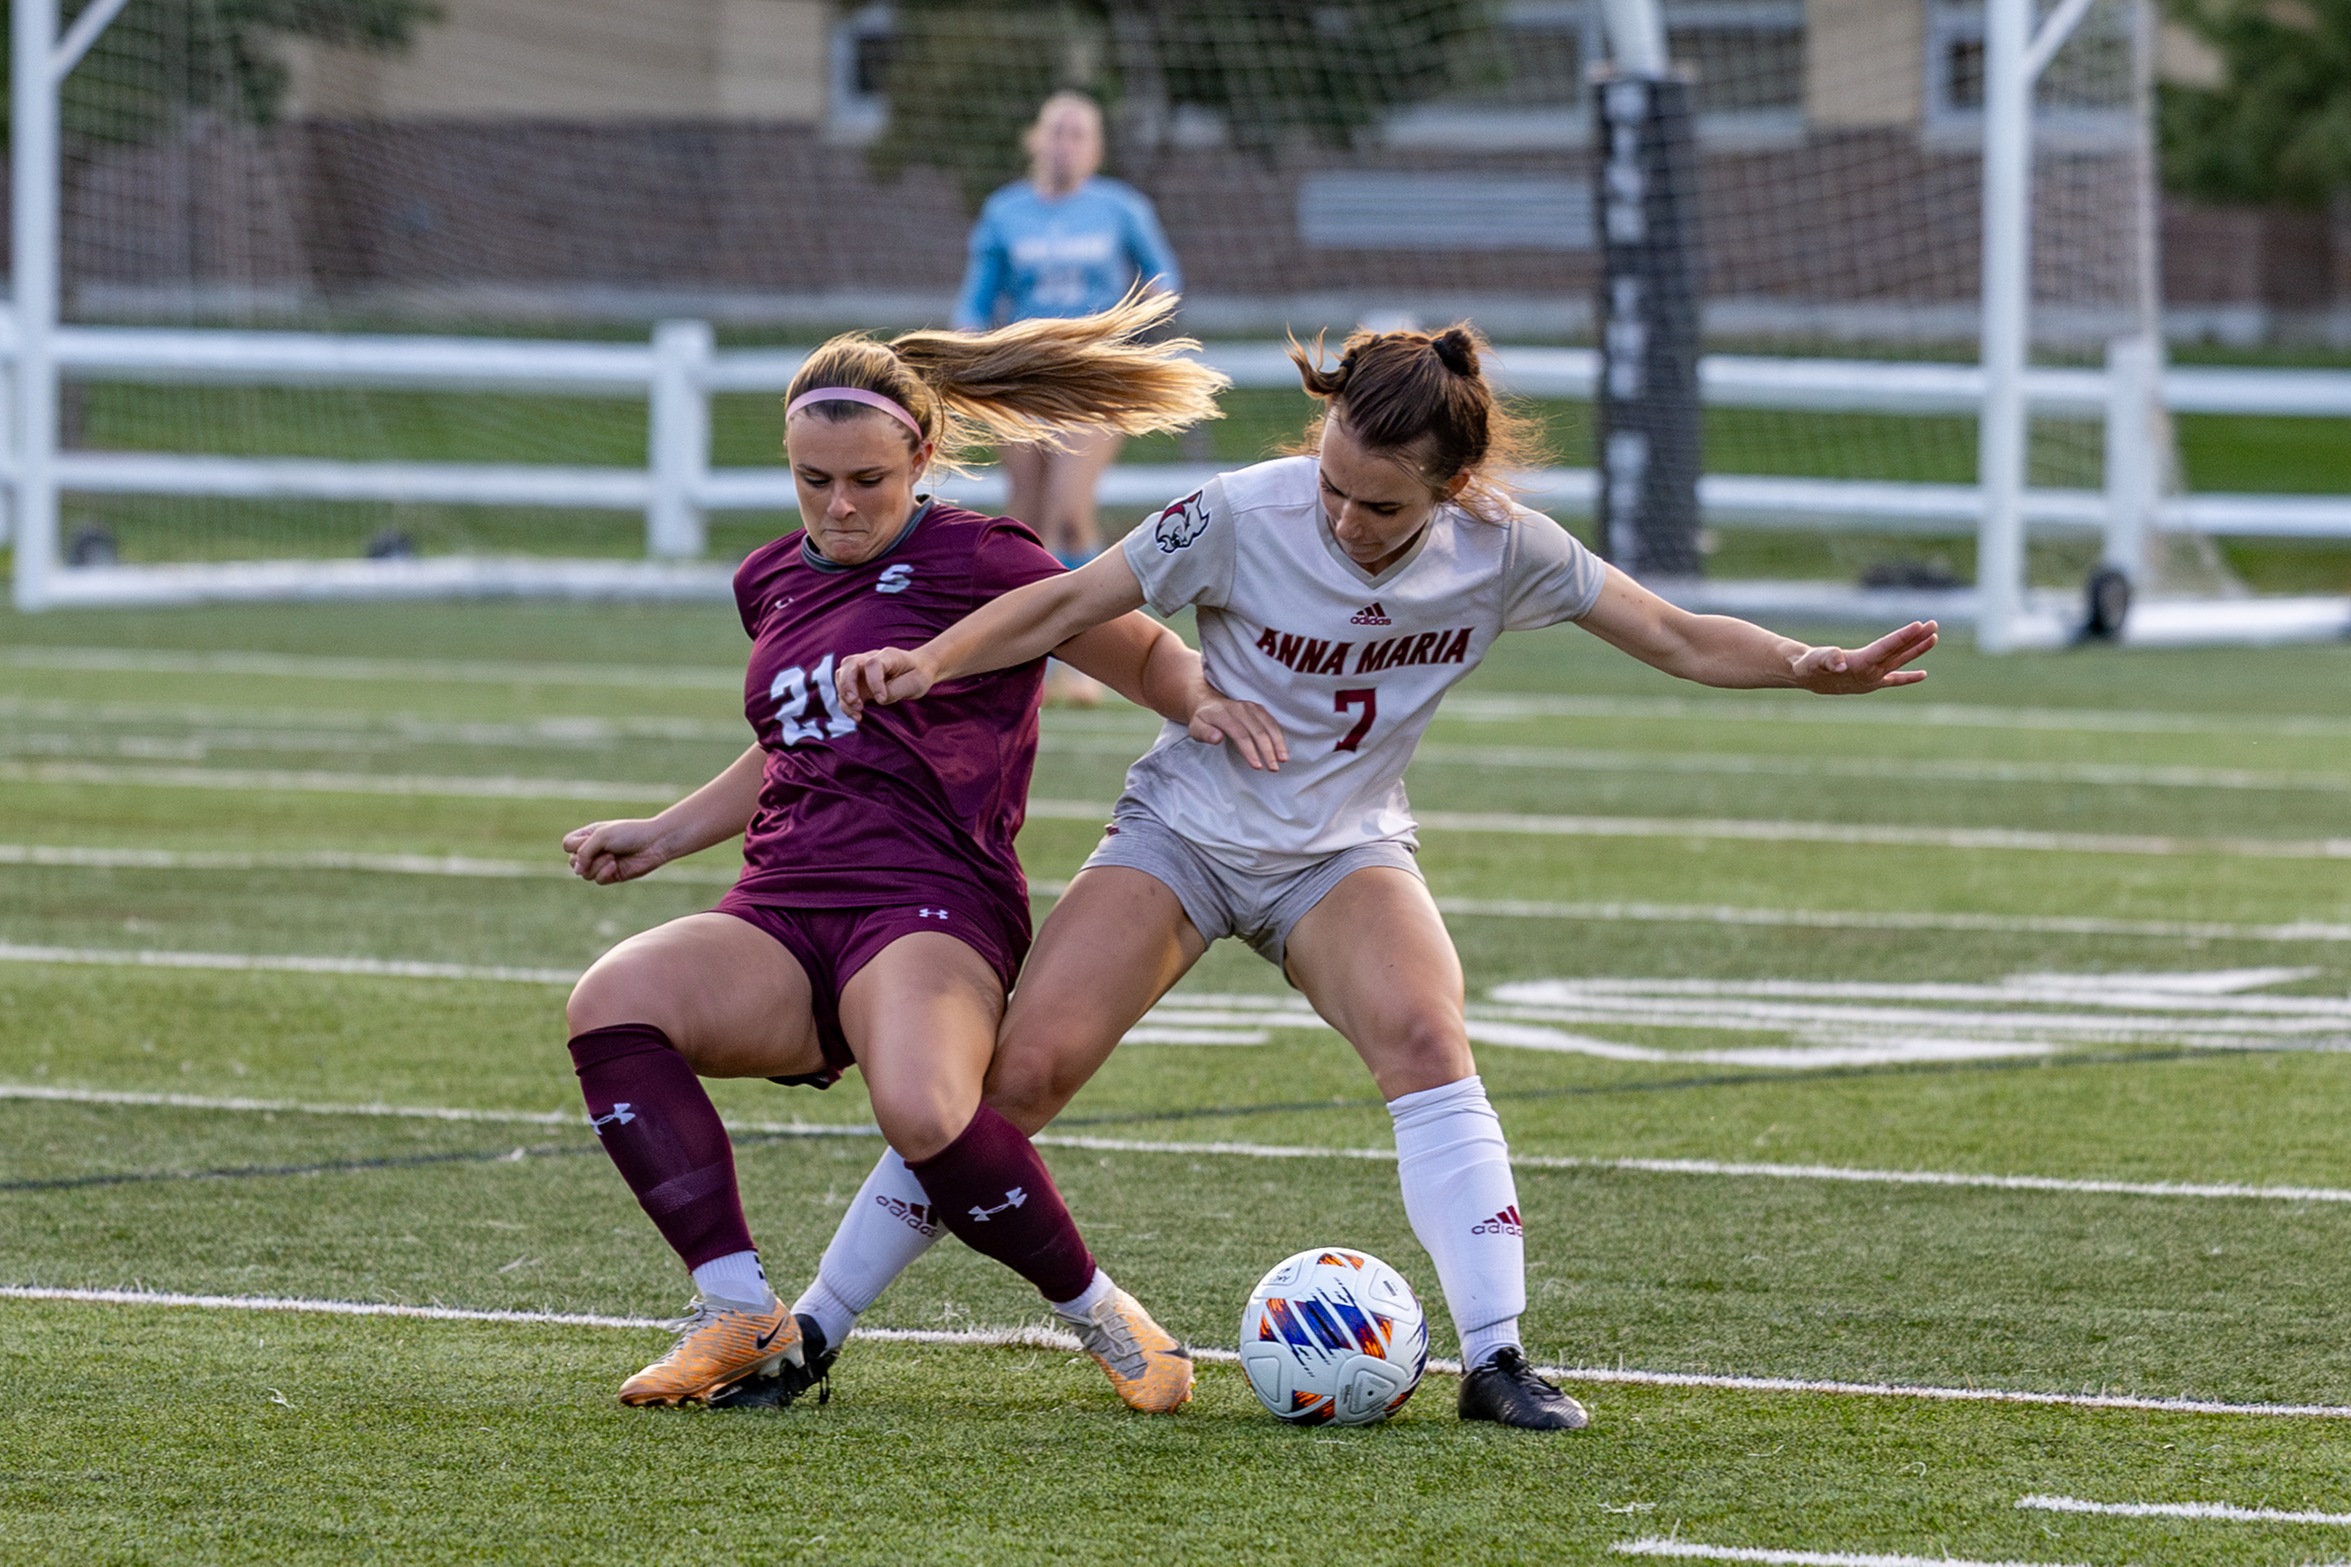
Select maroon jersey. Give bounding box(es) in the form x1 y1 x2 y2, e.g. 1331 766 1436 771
729 500 1064 945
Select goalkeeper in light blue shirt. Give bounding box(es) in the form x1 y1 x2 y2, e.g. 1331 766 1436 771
955 92 1183 702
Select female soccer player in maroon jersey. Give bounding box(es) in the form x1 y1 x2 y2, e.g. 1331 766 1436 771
818 323 1935 1431
559 293 1265 1412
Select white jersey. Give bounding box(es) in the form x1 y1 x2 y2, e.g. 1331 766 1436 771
1118 455 1606 874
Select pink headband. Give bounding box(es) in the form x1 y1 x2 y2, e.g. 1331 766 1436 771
786 386 924 439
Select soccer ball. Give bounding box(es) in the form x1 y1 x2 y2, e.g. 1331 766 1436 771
1238 1247 1428 1426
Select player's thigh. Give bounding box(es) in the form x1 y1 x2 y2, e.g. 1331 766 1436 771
1039 432 1123 532
999 441 1050 518
1282 866 1473 1099
987 865 1206 1134
566 911 825 1078
838 931 1005 1162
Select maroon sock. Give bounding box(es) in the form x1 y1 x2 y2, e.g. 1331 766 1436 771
568 1023 755 1271
907 1103 1097 1304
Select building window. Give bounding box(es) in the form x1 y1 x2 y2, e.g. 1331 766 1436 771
1925 0 2142 140
829 2 894 142
1386 0 1804 150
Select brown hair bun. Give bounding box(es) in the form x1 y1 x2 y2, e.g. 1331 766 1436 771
1431 328 1479 378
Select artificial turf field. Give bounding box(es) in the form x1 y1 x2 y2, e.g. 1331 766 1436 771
5 600 2351 1565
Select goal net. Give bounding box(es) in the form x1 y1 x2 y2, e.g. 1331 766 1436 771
11 0 2169 613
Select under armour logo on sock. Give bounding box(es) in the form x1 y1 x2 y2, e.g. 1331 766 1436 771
1470 1204 1522 1236
590 1103 637 1134
968 1186 1028 1222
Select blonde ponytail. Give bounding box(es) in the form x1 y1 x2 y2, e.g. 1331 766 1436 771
786 290 1226 472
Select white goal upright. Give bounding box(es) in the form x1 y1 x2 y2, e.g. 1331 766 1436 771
7 0 2342 644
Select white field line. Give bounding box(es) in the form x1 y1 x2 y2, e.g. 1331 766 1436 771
0 760 686 803
0 943 578 985
0 842 738 885
1039 731 2351 796
16 647 2351 740
13 1082 2351 1209
0 646 744 692
6 931 2341 1067
10 757 2351 860
1409 808 2351 861
1408 742 2351 795
1432 897 2351 944
4 843 2344 946
1440 690 2351 741
9 1286 2351 1423
25 699 2349 794
2016 1494 2351 1526
0 695 746 744
1613 1541 2094 1567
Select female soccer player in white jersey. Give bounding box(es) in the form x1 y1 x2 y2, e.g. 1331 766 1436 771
815 323 1936 1430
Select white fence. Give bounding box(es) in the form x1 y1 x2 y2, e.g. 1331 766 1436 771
6 319 2350 610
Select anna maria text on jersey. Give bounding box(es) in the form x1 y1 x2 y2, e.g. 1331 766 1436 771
1252 623 1475 677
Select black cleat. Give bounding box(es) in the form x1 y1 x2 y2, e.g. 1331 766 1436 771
710 1315 839 1410
1458 1348 1589 1430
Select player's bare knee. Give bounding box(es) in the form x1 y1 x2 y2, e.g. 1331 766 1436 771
871 1093 968 1164
564 952 672 1040
1372 1011 1474 1089
982 1054 1067 1135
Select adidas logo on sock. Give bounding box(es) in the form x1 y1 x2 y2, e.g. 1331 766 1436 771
1350 600 1391 625
1471 1204 1523 1237
876 1195 939 1236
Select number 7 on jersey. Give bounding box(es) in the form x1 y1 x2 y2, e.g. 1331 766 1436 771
1334 687 1377 752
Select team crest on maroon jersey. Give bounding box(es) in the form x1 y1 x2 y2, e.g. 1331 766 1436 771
1150 491 1211 553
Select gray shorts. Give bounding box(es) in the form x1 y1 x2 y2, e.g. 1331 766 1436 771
1078 804 1423 973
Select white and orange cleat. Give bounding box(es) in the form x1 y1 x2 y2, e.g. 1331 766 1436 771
619 1297 802 1407
1066 1287 1193 1413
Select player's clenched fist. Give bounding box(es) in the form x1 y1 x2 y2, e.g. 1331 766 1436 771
563 818 670 885
836 646 938 719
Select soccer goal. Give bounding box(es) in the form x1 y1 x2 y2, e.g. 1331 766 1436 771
8 0 2346 642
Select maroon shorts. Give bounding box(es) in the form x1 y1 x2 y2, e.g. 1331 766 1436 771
712 891 1027 1090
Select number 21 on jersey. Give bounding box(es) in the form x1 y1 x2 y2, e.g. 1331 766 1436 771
771 652 858 746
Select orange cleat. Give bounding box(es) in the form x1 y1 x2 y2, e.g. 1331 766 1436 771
619 1297 802 1407
1066 1287 1193 1414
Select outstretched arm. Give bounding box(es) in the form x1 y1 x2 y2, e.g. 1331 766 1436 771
562 744 764 885
1055 612 1290 772
838 549 1146 715
1577 565 1937 693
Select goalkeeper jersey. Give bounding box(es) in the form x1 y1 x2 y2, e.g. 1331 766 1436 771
1117 456 1607 875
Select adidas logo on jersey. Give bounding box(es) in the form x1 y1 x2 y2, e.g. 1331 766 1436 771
1350 601 1391 626
1471 1205 1523 1237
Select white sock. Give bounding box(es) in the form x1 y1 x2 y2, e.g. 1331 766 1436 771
1388 1074 1526 1366
791 1150 944 1345
691 1249 775 1310
1050 1267 1116 1321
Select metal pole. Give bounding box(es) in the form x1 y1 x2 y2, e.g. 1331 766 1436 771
2102 333 2157 582
1598 0 1668 75
1975 0 2032 652
12 0 61 611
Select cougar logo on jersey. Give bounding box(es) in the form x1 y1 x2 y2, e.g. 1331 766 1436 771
1150 491 1212 553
